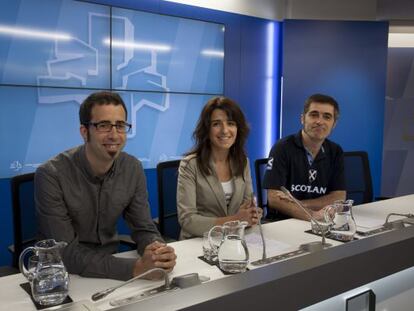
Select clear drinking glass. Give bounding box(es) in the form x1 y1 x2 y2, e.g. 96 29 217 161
203 230 222 262
311 219 331 236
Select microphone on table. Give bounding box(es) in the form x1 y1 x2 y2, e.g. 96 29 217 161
91 268 170 301
250 187 331 267
108 273 210 307
280 186 331 251
383 212 414 230
252 195 267 261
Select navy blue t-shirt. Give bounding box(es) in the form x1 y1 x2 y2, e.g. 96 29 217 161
263 131 345 201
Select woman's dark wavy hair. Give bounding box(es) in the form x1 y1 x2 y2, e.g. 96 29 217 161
186 96 250 177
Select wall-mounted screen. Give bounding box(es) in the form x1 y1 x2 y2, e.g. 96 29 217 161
111 7 224 94
0 87 211 178
0 0 224 178
0 0 110 89
122 91 211 167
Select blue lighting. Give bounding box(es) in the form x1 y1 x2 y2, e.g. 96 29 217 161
265 21 275 156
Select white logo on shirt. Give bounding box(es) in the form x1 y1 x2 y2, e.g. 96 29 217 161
266 157 273 170
291 184 327 194
309 169 317 182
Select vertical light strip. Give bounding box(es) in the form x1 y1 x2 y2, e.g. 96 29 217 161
279 76 284 139
265 22 275 156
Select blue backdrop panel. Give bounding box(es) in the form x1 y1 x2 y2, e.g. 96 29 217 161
281 20 388 198
90 0 282 191
111 7 224 94
0 0 225 178
0 0 281 265
382 47 414 196
237 17 280 163
122 92 212 167
0 0 110 89
0 86 88 178
0 86 211 178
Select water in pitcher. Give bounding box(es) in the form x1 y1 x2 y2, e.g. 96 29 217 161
31 263 69 305
218 234 249 273
329 211 357 241
209 220 249 273
324 200 356 241
19 239 69 306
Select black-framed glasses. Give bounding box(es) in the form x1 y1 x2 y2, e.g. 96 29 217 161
86 121 132 133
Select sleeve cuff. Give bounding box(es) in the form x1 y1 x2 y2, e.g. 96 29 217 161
107 256 137 281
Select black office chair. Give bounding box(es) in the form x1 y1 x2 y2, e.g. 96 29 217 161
254 157 291 221
0 265 19 276
255 157 280 221
10 172 37 269
343 151 373 205
157 160 181 242
254 158 270 211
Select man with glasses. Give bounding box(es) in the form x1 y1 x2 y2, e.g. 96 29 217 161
35 91 176 281
263 94 346 221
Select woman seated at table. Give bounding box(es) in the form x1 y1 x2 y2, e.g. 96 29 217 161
177 96 262 239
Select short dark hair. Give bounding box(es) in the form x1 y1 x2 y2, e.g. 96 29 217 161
79 91 127 125
303 93 340 120
187 96 250 177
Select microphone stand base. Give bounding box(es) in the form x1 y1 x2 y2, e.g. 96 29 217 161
299 241 332 253
250 242 332 267
109 285 179 307
403 217 414 225
384 221 405 230
250 248 308 266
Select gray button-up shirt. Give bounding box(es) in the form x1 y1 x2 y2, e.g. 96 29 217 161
35 145 162 280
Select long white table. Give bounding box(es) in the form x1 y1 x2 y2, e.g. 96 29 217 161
1 195 413 311
353 194 414 230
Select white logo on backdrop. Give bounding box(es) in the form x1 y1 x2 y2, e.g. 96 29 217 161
10 160 40 172
36 12 170 139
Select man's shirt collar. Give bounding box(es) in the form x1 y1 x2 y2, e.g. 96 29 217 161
77 145 117 182
294 130 327 165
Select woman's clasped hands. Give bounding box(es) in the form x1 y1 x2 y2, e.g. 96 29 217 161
236 198 263 226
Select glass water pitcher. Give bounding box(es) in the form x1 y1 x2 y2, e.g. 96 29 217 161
324 199 356 241
209 220 249 273
19 239 69 306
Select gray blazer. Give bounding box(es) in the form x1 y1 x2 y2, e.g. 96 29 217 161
177 154 253 239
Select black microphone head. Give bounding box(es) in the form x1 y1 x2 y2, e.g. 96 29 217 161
91 289 113 301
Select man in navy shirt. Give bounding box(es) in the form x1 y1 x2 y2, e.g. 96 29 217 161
263 94 346 220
